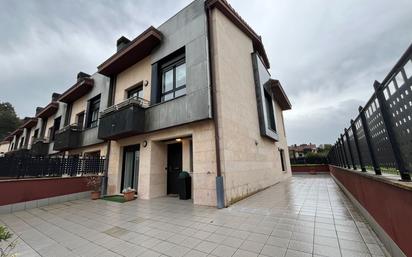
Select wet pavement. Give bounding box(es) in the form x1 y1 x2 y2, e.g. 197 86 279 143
0 174 389 257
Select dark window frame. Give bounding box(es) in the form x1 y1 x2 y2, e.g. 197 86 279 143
160 53 186 102
279 148 286 171
19 137 25 148
48 127 54 141
33 129 39 139
127 85 144 99
86 94 101 129
76 111 85 130
51 116 61 141
264 90 276 132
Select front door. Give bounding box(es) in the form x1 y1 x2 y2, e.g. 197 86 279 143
121 145 140 193
167 143 182 195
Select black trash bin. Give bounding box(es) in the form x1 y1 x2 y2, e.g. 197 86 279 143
178 171 191 200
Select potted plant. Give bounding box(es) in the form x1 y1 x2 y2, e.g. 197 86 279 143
122 187 136 201
86 176 101 200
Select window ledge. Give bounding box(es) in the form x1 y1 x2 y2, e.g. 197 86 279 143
148 94 186 109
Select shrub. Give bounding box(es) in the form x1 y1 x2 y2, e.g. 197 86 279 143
0 226 17 257
86 176 101 192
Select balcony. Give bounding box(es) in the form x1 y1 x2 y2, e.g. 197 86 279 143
53 124 83 151
98 97 149 140
30 138 50 156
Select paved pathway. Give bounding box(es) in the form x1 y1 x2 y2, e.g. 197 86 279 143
0 174 389 257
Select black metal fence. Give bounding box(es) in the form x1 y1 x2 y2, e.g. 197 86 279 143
0 155 106 179
328 43 412 181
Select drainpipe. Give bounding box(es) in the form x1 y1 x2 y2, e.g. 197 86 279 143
101 140 111 196
206 6 225 209
102 75 116 195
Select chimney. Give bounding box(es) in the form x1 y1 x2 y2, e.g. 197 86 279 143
77 72 90 81
35 107 44 116
117 36 130 52
51 93 61 102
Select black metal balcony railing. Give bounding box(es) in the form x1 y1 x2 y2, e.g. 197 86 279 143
328 44 412 181
0 155 106 179
98 97 149 140
30 138 50 156
53 124 83 151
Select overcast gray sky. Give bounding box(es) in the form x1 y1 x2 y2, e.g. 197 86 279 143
1 0 411 145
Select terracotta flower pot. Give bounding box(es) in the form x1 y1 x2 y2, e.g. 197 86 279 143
91 191 101 200
123 191 135 201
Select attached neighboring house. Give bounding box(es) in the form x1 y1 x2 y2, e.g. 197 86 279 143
1 0 292 207
53 72 110 157
6 117 38 155
30 93 67 156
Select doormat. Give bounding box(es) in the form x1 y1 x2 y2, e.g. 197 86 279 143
102 195 126 203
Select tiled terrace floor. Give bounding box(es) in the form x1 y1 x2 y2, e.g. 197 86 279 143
0 174 389 257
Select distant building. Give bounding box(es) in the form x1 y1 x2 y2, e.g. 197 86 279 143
318 144 332 150
0 141 10 157
289 143 317 158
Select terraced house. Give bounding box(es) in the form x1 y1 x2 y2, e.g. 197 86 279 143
2 0 292 207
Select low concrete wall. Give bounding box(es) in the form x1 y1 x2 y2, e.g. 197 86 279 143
0 176 95 206
291 164 329 173
330 166 411 257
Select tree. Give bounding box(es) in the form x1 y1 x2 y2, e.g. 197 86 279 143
304 152 329 164
0 102 21 140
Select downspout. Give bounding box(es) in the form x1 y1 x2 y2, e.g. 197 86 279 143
206 6 225 209
102 75 116 196
101 140 111 196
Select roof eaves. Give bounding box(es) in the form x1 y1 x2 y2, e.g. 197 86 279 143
205 0 270 69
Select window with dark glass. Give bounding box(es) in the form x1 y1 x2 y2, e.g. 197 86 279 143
76 112 85 129
48 127 53 141
33 129 39 139
19 137 25 148
160 56 186 102
279 149 286 171
87 95 101 128
264 90 276 131
127 86 144 99
52 116 61 141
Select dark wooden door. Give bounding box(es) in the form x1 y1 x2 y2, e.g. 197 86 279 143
167 143 182 194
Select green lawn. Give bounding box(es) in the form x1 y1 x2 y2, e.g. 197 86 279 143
102 195 126 203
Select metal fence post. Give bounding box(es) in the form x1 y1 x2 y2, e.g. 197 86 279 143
334 145 341 166
330 146 335 165
351 119 366 172
344 128 356 170
335 142 341 167
359 106 381 175
331 146 337 166
338 139 346 168
374 81 411 181
340 134 350 169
